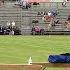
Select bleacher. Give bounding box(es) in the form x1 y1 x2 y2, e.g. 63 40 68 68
0 1 70 35
0 2 21 26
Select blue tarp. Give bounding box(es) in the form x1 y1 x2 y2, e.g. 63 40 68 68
48 54 70 63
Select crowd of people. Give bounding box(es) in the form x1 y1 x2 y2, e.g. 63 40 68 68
0 21 21 35
0 0 70 35
31 11 70 35
37 9 58 22
18 0 31 9
17 0 39 9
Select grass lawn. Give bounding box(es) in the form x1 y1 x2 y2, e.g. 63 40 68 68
0 35 70 70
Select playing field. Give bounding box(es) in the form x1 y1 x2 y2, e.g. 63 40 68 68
0 35 70 70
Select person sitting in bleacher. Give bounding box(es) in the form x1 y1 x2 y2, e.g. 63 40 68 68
51 9 58 17
37 11 47 16
0 25 4 35
0 0 4 6
2 0 4 5
66 21 70 30
62 1 66 7
19 0 31 9
68 15 70 21
64 15 70 30
33 2 39 5
31 24 44 35
48 11 52 16
43 11 53 22
34 24 41 35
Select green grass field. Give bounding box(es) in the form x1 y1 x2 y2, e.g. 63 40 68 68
0 35 70 70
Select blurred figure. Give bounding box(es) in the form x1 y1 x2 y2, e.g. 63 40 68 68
11 21 15 27
48 11 52 16
31 24 43 35
0 0 4 6
34 24 41 34
19 0 31 9
43 15 53 22
51 9 58 17
28 57 32 64
7 21 10 27
0 25 4 35
64 21 70 30
20 0 23 6
22 0 27 8
62 1 66 7
68 15 70 21
2 0 4 5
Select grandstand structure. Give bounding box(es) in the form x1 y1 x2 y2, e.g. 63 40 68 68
0 1 70 35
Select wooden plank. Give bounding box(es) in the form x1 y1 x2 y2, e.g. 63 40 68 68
31 63 70 67
0 64 42 70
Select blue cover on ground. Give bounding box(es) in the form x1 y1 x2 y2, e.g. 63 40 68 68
48 55 70 63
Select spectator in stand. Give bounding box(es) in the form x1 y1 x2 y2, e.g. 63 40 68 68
37 12 41 15
62 1 66 7
0 0 4 6
51 9 58 17
41 11 45 16
48 11 52 16
11 21 15 35
47 18 53 30
11 21 15 27
34 24 41 35
68 15 70 21
2 0 4 5
65 21 70 30
7 21 11 27
22 0 27 8
43 15 53 22
20 0 31 9
64 15 70 30
20 0 23 6
44 11 48 15
9 29 14 35
0 25 4 35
